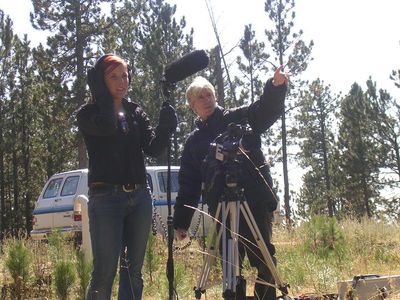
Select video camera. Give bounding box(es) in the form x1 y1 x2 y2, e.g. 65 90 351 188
201 123 277 211
212 123 252 162
202 123 257 202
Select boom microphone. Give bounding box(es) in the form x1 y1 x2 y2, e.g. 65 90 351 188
163 50 209 84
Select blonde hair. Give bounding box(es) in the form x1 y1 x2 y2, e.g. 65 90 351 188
186 76 215 105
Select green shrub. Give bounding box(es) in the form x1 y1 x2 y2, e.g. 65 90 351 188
48 230 68 262
4 238 32 298
5 239 32 281
144 233 161 283
300 215 347 260
53 260 76 300
75 249 92 300
276 246 307 293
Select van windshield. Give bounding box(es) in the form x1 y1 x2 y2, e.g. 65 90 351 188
61 175 80 196
43 178 63 198
158 171 179 193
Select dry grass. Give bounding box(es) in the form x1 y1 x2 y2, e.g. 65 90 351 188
0 218 399 299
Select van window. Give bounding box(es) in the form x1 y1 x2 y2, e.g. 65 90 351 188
61 175 80 196
158 171 179 193
43 178 63 198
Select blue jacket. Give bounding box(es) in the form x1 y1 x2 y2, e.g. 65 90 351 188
173 78 287 230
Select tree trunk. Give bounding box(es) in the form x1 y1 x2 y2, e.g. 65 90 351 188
0 123 4 238
394 139 400 181
320 114 333 216
78 140 88 169
75 2 88 169
214 46 225 107
12 146 20 232
276 0 292 228
362 176 372 218
281 112 291 227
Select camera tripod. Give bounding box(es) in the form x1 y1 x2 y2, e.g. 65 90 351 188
193 183 289 300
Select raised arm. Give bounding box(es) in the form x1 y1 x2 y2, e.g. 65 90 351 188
247 66 289 133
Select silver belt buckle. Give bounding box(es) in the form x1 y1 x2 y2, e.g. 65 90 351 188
122 184 135 192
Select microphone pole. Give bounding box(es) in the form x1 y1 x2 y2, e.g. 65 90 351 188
160 50 208 299
161 78 176 300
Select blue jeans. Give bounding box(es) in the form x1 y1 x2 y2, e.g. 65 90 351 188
86 187 152 300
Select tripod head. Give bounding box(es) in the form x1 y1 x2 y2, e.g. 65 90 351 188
213 123 250 162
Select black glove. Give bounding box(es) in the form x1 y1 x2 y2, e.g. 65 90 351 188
158 102 178 134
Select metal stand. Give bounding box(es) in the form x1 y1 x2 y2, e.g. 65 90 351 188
161 79 176 300
194 183 289 300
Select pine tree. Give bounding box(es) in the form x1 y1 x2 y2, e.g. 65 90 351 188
364 79 400 221
12 35 38 233
0 25 62 233
263 0 313 226
30 0 119 168
296 79 338 217
364 79 400 183
235 24 269 104
0 28 40 233
335 83 381 218
0 10 14 236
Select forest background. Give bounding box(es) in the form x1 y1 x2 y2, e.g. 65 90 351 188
0 0 400 237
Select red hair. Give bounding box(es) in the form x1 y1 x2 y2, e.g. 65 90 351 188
99 54 128 75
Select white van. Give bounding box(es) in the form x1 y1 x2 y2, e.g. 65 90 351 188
30 166 209 241
31 169 87 240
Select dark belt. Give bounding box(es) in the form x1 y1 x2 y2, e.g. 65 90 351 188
89 182 145 194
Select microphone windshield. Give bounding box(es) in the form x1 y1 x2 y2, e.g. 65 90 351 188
163 50 209 83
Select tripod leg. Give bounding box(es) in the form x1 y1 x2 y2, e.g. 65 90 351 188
221 201 227 292
195 203 223 299
240 201 287 290
226 202 236 292
221 201 241 300
197 200 238 300
227 201 241 292
234 200 240 287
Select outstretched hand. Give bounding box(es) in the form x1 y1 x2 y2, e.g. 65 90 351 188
272 65 289 86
